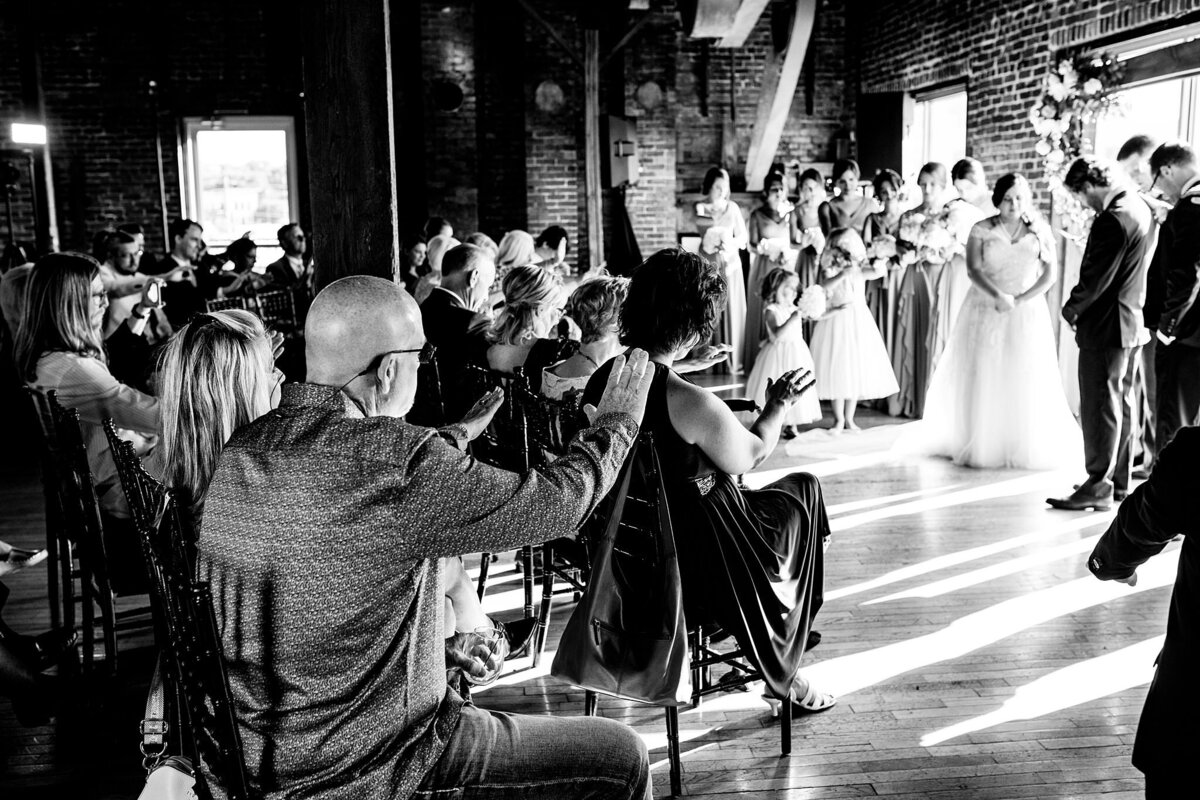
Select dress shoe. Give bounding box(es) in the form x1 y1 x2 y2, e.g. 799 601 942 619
1047 485 1113 511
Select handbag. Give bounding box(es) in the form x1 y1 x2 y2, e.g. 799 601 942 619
551 432 691 705
138 656 197 800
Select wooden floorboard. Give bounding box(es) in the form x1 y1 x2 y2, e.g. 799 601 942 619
0 405 1164 798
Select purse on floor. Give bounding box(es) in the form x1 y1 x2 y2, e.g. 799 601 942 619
137 657 197 800
551 433 691 705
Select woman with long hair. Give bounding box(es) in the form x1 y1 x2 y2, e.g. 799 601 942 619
745 171 797 372
698 166 748 374
16 253 159 519
583 248 835 716
902 174 1082 468
485 265 569 377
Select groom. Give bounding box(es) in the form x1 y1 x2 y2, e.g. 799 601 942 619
1049 157 1152 511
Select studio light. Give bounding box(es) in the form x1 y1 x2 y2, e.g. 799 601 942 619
11 123 47 145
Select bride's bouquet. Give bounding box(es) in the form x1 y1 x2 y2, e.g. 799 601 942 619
796 284 827 319
917 219 957 265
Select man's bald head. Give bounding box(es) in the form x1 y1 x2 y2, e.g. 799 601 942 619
306 275 424 386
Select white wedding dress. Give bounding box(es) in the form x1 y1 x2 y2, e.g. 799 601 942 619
902 220 1082 469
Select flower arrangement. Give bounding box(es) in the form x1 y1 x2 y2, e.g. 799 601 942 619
866 233 899 273
796 284 827 319
1029 53 1124 235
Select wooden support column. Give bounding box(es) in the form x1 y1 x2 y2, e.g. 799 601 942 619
743 0 817 192
302 0 400 290
584 29 604 269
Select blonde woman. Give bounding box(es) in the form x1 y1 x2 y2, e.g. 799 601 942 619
17 253 159 520
17 252 160 591
485 265 568 376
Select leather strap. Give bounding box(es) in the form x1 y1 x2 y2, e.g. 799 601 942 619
140 655 169 770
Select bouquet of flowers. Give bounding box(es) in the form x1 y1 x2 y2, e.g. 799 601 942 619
917 218 957 265
866 233 899 272
701 225 733 256
759 236 798 268
796 284 827 319
798 226 826 253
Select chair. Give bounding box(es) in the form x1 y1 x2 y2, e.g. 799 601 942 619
204 296 254 314
24 389 73 637
253 289 298 333
579 430 790 798
514 383 590 667
406 358 446 428
25 389 154 677
460 363 536 615
104 429 255 800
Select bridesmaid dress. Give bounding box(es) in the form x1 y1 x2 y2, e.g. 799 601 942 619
745 208 796 372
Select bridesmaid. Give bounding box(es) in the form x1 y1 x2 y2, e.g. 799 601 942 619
795 169 828 341
888 162 948 418
745 172 796 372
863 169 905 357
698 167 748 374
929 167 988 377
819 158 878 235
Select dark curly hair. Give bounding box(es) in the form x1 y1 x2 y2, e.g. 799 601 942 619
620 248 727 353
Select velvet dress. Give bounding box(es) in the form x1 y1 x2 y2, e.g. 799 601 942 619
584 362 829 700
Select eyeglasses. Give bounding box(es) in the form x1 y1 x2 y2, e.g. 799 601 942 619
375 342 436 366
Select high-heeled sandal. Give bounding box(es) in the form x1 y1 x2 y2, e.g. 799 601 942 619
761 681 838 717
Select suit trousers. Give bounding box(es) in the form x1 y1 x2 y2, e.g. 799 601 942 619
1135 335 1157 468
1154 340 1200 452
1077 345 1139 491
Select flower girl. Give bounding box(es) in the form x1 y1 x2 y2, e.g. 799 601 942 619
810 228 900 432
743 268 824 437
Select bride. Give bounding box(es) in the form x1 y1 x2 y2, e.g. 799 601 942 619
903 173 1082 468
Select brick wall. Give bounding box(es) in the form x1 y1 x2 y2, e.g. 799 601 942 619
851 0 1200 204
0 2 301 257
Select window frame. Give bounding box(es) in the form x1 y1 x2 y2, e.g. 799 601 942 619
179 115 301 250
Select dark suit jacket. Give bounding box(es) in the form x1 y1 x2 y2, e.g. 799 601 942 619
1063 190 1152 348
1088 426 1200 774
420 288 490 419
265 255 310 288
1156 181 1200 347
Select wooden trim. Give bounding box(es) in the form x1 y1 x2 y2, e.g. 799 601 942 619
584 30 604 269
717 0 771 48
1121 37 1200 85
743 0 817 191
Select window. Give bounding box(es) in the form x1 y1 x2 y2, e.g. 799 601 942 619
903 85 967 181
180 116 300 267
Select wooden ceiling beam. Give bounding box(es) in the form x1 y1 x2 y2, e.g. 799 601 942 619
716 0 771 48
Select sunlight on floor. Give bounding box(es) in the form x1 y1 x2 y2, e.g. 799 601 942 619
807 547 1178 698
920 635 1163 746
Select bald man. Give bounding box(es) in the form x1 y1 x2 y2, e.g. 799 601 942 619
199 276 653 800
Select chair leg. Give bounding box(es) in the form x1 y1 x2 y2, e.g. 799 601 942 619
532 544 555 668
689 627 703 709
477 553 491 601
80 563 95 675
521 545 534 619
666 705 683 797
45 509 60 631
781 695 792 755
584 690 598 716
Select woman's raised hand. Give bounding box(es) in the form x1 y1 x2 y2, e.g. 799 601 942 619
765 368 816 407
586 349 654 426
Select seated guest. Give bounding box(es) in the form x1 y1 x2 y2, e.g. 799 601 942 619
496 230 536 274
98 231 149 299
421 243 494 417
543 276 628 400
398 233 428 295
414 233 460 305
117 222 157 274
100 233 172 357
534 225 571 273
147 218 209 327
265 223 311 289
15 253 159 588
464 232 499 260
583 248 835 715
1087 426 1200 797
217 238 270 298
0 261 33 346
199 275 652 799
484 265 570 377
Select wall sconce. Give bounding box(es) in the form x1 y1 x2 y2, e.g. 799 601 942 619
11 123 47 145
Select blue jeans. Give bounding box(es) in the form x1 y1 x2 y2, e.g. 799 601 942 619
415 705 651 800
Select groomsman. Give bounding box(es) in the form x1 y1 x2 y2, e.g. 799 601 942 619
1147 142 1200 456
1049 157 1152 511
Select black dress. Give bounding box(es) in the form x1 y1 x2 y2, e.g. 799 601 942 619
584 361 829 699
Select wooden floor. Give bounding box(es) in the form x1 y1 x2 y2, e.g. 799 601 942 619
0 403 1163 799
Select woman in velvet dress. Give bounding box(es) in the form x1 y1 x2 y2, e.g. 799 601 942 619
583 248 836 714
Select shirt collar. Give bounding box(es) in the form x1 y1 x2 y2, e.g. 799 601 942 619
286 253 304 267
279 382 362 417
1181 174 1200 198
171 253 191 268
430 285 467 308
1102 187 1125 209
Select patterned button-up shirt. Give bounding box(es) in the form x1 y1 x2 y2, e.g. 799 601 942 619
199 382 636 800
